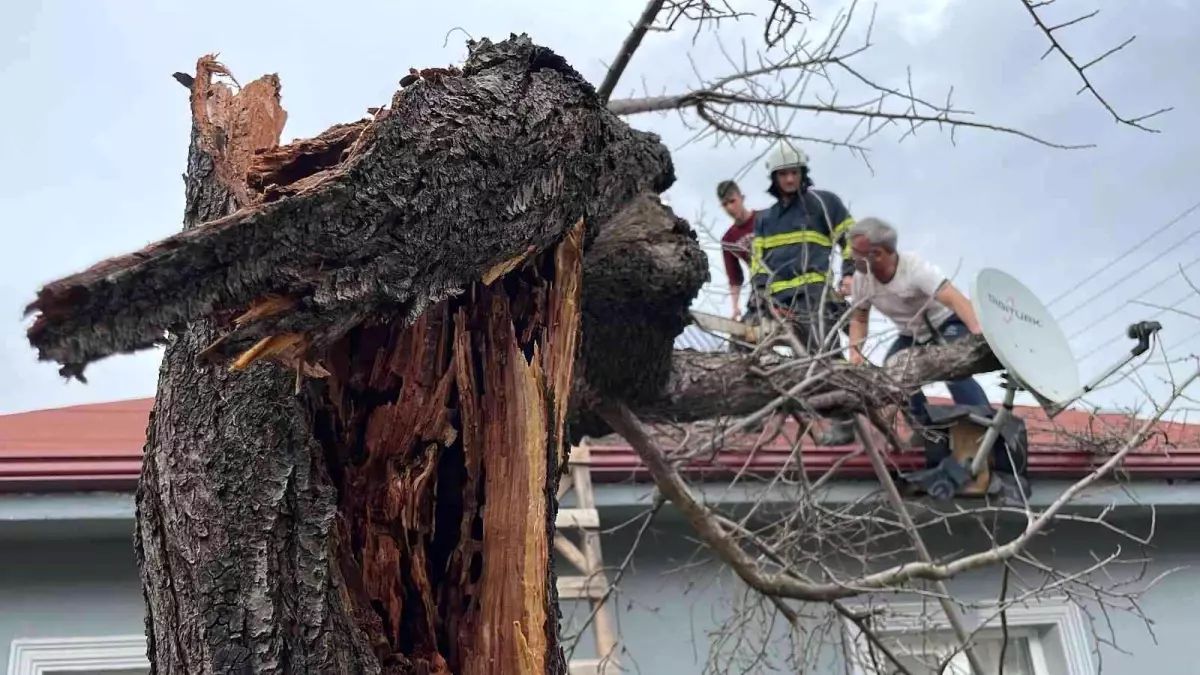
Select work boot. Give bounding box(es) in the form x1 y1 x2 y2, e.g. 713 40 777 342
816 418 856 446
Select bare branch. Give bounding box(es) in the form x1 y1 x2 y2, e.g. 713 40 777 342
596 364 1199 598
608 1 1093 152
598 0 816 104
597 0 669 104
852 416 987 674
1020 0 1172 131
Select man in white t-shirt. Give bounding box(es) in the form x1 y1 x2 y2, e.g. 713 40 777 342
845 218 990 442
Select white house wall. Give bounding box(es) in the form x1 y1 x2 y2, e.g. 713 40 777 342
559 510 1198 675
0 537 145 675
1 503 1196 674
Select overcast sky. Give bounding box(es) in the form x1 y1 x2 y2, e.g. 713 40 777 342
2 0 1198 419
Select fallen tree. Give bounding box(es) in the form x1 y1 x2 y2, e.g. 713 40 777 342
27 43 673 381
635 334 1001 423
23 34 1009 675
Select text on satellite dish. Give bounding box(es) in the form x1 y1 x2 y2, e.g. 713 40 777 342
986 293 1042 328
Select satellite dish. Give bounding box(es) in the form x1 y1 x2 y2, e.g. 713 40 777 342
970 268 1080 408
900 267 1163 496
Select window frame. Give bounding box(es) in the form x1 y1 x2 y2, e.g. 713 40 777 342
7 635 149 675
840 597 1094 675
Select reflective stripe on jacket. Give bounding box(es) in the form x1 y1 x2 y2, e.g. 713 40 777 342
749 189 855 298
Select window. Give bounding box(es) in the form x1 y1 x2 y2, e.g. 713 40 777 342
841 599 1095 675
864 626 1044 675
6 636 149 675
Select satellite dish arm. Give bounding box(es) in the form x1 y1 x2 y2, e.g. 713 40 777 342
1044 321 1162 418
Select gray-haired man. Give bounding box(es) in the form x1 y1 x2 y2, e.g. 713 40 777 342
845 218 990 441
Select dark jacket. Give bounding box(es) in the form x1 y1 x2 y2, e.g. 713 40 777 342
750 189 856 304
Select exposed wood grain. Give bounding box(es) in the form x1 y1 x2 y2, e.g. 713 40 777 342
135 54 379 675
130 37 606 675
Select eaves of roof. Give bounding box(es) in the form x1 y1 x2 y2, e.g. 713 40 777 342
3 396 1200 493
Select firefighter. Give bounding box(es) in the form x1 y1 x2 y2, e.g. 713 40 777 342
749 144 858 446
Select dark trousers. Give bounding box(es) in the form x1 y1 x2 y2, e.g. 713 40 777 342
885 315 991 427
753 286 849 351
759 287 853 426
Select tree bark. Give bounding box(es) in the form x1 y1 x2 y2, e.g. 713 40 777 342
578 192 709 403
566 334 1002 438
133 57 375 675
117 36 668 675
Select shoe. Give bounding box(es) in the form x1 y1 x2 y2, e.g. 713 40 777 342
816 419 856 446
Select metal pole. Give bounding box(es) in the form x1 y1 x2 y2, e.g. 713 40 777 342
969 379 1019 477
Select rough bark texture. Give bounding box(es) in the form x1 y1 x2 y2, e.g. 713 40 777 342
133 56 378 675
25 37 672 381
119 36 661 675
578 192 709 402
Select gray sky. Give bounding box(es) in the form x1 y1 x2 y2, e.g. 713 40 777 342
2 0 1198 418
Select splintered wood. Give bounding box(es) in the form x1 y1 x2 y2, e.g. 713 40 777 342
546 220 585 469
469 289 551 675
79 41 679 675
190 55 288 207
319 221 586 674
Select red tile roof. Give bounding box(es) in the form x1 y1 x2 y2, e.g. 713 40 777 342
0 398 151 492
2 396 1199 493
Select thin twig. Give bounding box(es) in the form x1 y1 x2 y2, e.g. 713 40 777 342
1020 0 1171 131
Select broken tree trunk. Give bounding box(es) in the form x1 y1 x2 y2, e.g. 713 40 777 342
82 35 673 675
22 56 1005 442
314 225 586 674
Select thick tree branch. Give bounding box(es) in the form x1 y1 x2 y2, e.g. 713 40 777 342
25 35 674 381
596 371 1193 602
580 192 709 403
624 334 1001 425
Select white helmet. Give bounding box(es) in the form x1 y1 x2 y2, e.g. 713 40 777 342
765 144 809 175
